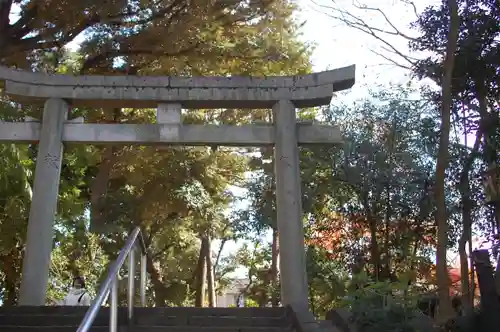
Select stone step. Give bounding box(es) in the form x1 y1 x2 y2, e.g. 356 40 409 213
0 307 286 318
0 326 292 332
133 307 287 318
0 327 117 332
0 314 112 326
135 328 292 332
0 314 289 327
0 306 99 315
135 316 290 327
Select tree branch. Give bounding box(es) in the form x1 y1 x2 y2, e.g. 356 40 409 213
152 243 174 259
4 0 187 58
370 48 412 70
311 0 421 69
80 42 201 73
351 1 418 41
213 239 226 270
0 0 13 31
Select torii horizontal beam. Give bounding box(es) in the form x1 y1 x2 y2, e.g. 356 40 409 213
0 65 355 109
0 121 342 146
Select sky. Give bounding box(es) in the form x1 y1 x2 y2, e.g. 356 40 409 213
296 0 435 95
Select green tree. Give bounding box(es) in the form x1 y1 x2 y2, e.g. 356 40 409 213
0 0 288 69
306 87 438 284
410 0 500 312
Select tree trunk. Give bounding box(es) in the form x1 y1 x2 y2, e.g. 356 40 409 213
89 108 121 233
205 236 216 307
0 248 22 306
145 254 169 306
482 109 500 234
474 85 495 299
472 250 500 332
458 199 472 312
382 183 392 281
495 256 500 296
368 217 381 280
271 227 279 306
195 236 208 307
476 88 499 235
469 235 476 304
0 0 13 53
381 125 396 282
434 0 460 321
458 209 472 312
89 147 114 232
458 129 482 313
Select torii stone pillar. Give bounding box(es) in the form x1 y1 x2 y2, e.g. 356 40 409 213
273 100 309 312
0 64 355 313
18 98 68 306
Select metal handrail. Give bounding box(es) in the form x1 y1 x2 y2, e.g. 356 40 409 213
77 227 148 332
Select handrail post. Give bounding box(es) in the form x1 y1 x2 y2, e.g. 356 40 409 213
128 247 135 321
76 228 147 332
140 253 147 306
110 276 118 332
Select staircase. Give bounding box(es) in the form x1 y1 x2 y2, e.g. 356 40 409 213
0 229 300 332
0 306 295 332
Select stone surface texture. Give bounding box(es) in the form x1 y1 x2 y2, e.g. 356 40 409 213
0 65 355 108
0 122 342 145
18 98 68 306
273 100 309 310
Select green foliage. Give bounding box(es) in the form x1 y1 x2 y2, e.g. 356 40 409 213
0 0 315 307
302 86 439 282
410 0 500 233
233 241 278 307
306 246 348 317
342 280 425 332
47 228 109 303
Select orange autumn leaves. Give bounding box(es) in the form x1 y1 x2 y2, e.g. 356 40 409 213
307 211 436 279
308 211 479 297
308 211 435 258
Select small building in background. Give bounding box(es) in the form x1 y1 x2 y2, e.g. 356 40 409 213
216 278 249 307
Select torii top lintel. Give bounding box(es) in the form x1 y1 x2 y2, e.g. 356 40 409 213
0 65 355 109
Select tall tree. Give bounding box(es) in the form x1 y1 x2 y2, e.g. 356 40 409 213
308 86 439 286
411 0 500 313
431 0 460 320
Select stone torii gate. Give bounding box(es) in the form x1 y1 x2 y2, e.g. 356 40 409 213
0 65 355 313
